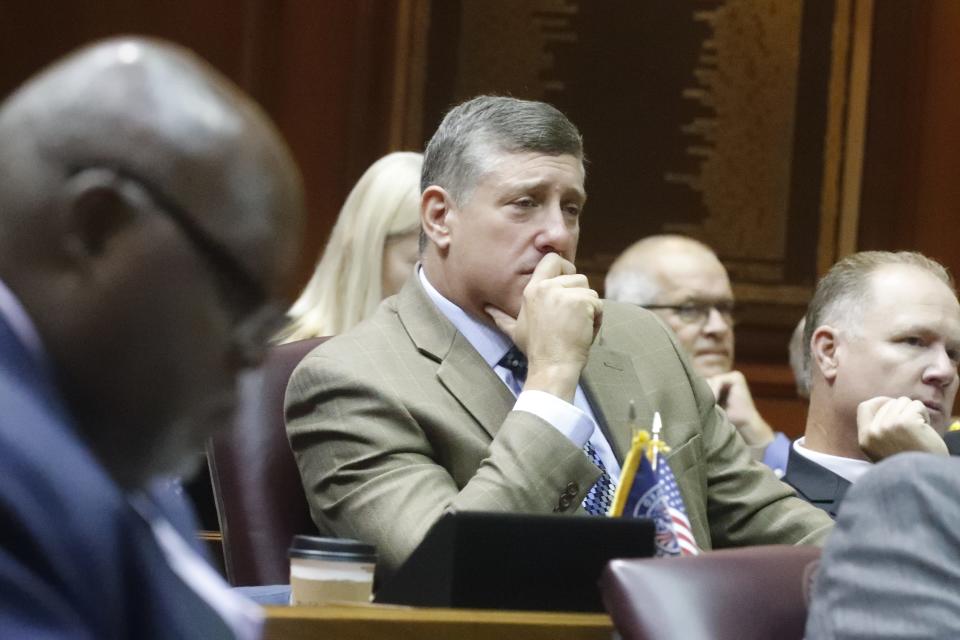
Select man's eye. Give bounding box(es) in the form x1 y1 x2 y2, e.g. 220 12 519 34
563 204 581 217
513 198 536 208
676 305 702 319
903 336 924 346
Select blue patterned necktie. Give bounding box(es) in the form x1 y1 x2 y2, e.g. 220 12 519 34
498 346 528 395
497 346 617 515
581 440 616 515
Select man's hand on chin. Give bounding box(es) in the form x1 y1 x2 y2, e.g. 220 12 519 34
485 253 602 403
857 395 949 460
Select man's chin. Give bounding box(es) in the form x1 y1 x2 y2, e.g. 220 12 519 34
483 293 523 325
149 394 238 481
694 355 731 378
928 411 949 436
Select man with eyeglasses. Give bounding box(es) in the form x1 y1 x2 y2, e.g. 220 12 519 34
0 39 303 638
605 235 791 476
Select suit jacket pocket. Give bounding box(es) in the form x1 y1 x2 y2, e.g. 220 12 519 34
665 434 710 542
665 433 703 483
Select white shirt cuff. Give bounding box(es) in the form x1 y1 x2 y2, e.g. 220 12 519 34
513 390 595 447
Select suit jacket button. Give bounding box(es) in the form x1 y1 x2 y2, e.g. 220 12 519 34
565 482 579 496
558 495 573 510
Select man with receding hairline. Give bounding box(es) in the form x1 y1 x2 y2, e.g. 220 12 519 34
784 251 959 517
287 95 833 579
0 38 304 638
605 234 791 476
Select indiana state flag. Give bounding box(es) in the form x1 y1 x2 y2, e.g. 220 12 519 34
608 413 699 557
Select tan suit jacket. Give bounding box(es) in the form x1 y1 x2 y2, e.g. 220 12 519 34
286 276 833 573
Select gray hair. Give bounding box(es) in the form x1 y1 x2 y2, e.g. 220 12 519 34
803 251 954 374
421 95 583 206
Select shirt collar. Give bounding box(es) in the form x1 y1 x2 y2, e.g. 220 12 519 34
793 437 874 484
0 277 49 367
418 266 513 367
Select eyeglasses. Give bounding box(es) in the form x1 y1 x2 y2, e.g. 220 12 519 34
643 301 736 326
68 165 284 367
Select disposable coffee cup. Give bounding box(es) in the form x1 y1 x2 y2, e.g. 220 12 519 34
288 535 377 606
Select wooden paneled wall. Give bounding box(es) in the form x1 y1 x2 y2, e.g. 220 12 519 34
3 1 960 435
747 0 960 434
859 1 960 267
0 0 410 297
857 0 960 419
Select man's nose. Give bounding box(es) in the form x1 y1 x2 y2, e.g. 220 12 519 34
702 306 732 336
533 204 575 255
924 346 957 388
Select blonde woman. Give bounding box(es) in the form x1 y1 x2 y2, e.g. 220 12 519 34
278 152 422 341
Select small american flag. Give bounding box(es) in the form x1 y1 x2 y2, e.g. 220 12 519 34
610 412 700 557
646 448 699 557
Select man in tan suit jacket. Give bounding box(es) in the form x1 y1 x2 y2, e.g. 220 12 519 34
287 96 833 575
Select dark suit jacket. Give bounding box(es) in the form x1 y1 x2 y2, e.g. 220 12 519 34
782 445 851 519
287 274 834 574
945 430 960 456
0 314 235 639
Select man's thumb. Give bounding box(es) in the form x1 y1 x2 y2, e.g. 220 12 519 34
485 305 516 338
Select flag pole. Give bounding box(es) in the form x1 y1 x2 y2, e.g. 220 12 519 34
651 412 662 472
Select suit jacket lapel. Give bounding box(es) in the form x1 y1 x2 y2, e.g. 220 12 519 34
581 338 653 464
396 274 515 439
0 311 68 418
784 447 851 515
437 334 516 439
394 273 669 448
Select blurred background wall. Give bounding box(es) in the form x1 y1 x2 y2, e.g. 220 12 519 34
2 0 959 435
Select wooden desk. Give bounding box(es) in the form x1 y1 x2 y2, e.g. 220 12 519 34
264 604 614 640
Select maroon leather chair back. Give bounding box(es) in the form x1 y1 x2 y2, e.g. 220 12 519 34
600 545 822 640
207 337 327 586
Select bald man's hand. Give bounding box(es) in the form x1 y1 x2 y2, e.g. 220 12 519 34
706 370 775 449
486 253 601 403
857 396 949 461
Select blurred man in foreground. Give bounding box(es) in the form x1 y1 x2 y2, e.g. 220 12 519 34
806 453 960 638
287 96 833 578
606 235 791 476
785 251 958 517
0 38 304 637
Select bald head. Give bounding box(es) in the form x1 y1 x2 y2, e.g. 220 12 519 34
605 235 720 302
0 38 302 290
606 235 735 376
0 38 305 487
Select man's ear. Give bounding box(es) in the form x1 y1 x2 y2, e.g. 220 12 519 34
420 185 454 252
60 170 138 261
811 325 840 383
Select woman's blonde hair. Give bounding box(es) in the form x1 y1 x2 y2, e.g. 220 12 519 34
278 152 422 341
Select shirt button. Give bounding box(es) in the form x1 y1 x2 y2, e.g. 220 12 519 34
558 495 573 510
